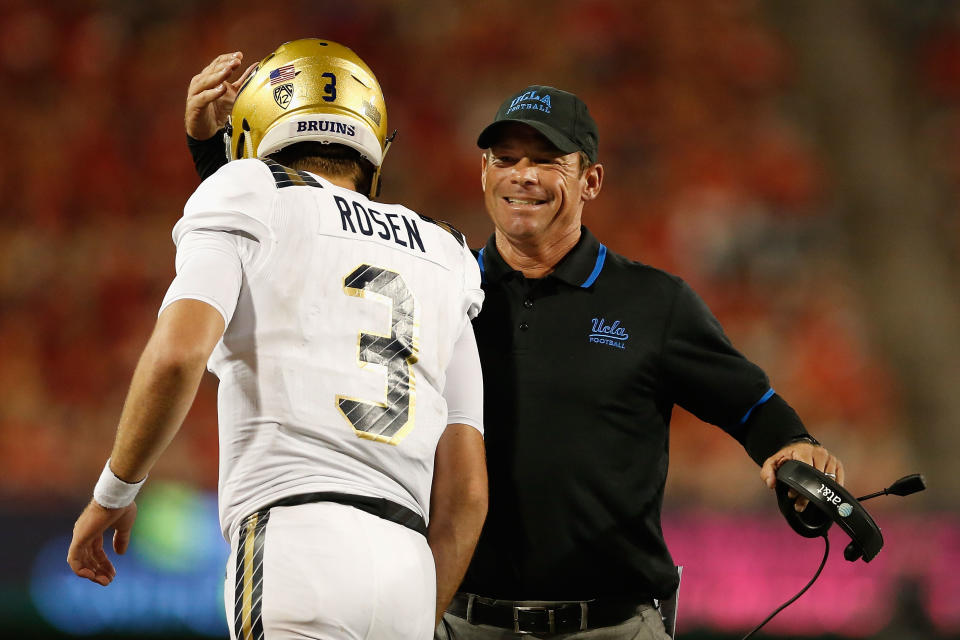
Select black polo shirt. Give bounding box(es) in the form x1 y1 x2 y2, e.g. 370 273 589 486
462 227 807 601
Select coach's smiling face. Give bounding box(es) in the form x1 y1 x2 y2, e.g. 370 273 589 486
481 123 602 249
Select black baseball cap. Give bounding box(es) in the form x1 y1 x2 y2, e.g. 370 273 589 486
477 85 599 163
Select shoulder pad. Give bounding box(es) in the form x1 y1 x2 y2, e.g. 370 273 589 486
175 159 275 245
414 212 465 247
260 158 324 189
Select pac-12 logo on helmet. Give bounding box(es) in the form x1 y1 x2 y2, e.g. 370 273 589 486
273 84 294 109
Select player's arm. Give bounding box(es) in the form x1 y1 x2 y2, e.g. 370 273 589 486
107 300 224 482
68 207 253 586
430 424 487 625
185 52 254 180
67 299 224 586
428 322 487 625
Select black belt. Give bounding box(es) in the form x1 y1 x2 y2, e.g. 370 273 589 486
258 491 427 536
448 593 652 635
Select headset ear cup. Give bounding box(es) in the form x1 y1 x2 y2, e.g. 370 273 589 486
776 480 833 538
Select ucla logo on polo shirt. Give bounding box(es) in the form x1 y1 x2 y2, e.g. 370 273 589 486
506 90 553 115
589 317 629 350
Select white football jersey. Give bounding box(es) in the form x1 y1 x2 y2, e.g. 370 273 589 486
168 158 483 539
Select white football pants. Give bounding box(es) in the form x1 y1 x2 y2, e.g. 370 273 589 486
225 501 436 639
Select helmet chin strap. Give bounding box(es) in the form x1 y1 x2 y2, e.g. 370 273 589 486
370 129 398 199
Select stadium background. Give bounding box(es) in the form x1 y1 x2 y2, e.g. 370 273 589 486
1 0 958 638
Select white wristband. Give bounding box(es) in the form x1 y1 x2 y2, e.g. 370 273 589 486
93 459 146 509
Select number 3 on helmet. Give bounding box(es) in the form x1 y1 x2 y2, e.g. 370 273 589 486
228 38 390 173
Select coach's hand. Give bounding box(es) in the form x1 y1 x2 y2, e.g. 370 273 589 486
760 442 845 512
185 52 256 140
67 500 138 586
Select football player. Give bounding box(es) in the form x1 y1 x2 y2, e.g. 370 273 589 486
67 39 488 640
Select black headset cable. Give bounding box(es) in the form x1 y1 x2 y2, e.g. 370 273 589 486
741 534 830 640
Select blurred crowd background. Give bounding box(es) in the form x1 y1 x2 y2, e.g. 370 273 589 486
0 0 958 638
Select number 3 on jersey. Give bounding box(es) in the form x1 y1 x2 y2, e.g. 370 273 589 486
336 265 419 445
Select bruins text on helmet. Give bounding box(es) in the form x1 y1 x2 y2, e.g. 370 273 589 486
229 38 393 196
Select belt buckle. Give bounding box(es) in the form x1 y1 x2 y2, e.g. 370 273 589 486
513 606 554 635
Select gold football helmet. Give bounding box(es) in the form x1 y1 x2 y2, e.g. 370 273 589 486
229 38 390 176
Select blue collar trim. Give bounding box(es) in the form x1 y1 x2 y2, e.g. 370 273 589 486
477 248 486 283
580 244 607 288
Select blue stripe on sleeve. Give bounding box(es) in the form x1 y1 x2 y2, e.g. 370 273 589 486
740 388 775 424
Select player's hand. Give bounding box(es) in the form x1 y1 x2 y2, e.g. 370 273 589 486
185 52 257 140
760 442 845 511
67 500 138 586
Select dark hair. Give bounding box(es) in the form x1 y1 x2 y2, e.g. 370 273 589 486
576 151 592 176
268 142 376 195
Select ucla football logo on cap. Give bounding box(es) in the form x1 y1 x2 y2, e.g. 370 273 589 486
506 89 553 115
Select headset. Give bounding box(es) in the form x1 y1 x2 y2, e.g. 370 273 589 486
775 459 886 561
740 460 926 639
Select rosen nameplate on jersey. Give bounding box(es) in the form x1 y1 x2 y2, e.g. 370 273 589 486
334 195 427 253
